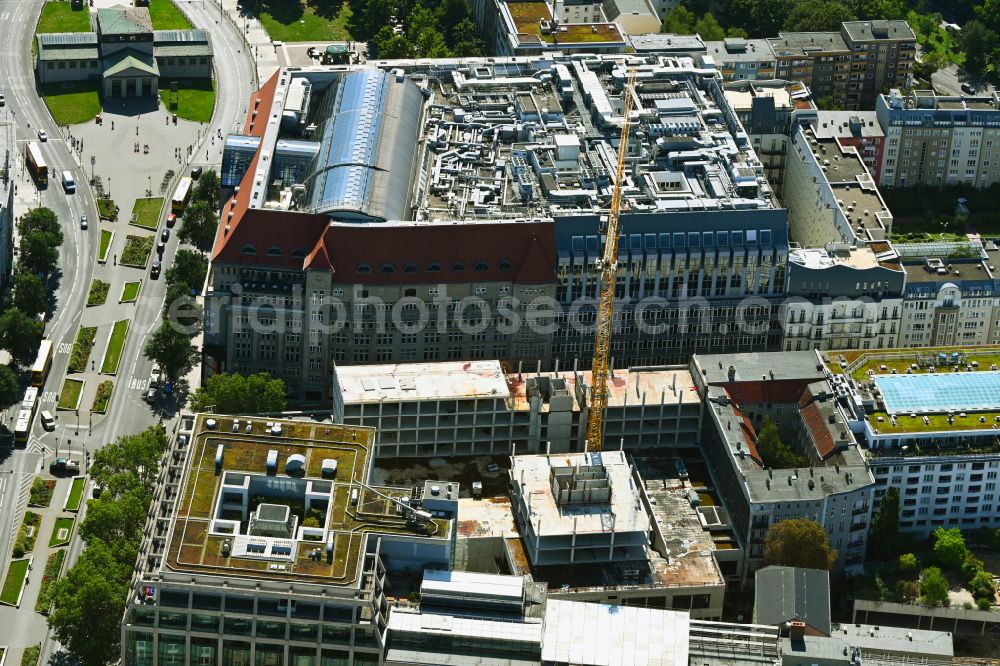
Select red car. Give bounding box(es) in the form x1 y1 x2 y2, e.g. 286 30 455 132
166 213 177 228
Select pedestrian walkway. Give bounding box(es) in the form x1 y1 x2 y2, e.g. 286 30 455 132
213 0 279 84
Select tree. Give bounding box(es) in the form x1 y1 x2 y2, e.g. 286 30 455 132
0 364 20 409
192 169 220 206
18 232 61 276
451 18 484 56
177 200 218 252
969 570 997 600
48 540 131 666
165 249 208 295
933 527 968 569
920 566 950 606
815 96 843 111
0 308 42 366
975 0 1000 33
723 0 794 38
849 0 906 21
163 281 203 330
914 50 949 80
693 13 726 41
899 552 918 572
12 273 46 317
868 487 900 561
144 321 198 382
784 0 856 32
89 425 169 494
755 418 806 469
18 207 61 238
372 25 415 59
189 372 288 414
763 518 837 570
662 6 695 34
958 20 998 74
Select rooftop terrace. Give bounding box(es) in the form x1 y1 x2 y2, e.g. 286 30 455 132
166 415 451 588
506 2 623 45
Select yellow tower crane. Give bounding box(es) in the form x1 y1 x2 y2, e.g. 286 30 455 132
585 66 637 453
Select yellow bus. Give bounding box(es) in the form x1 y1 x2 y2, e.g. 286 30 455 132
14 410 31 445
171 177 193 214
31 339 53 387
25 141 48 186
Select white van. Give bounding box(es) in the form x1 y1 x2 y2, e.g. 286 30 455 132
62 171 75 193
40 410 56 430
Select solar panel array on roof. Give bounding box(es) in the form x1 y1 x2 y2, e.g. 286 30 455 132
39 33 98 45
303 70 423 221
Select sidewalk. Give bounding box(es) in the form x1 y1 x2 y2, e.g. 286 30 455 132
214 0 280 84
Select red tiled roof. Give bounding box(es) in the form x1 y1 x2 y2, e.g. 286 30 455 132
798 387 838 460
732 403 764 468
212 207 330 269
320 222 557 285
722 379 813 406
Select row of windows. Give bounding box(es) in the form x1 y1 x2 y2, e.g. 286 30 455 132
356 260 512 275
241 245 307 258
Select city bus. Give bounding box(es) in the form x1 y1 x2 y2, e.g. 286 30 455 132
171 177 193 214
21 386 38 419
31 339 53 387
25 141 48 186
14 410 31 445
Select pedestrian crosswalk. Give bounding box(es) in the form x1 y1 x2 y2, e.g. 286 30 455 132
5 472 32 550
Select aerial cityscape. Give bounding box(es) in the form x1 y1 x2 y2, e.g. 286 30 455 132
1 0 1000 664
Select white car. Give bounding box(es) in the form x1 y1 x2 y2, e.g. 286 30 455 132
37 129 47 142
80 214 88 230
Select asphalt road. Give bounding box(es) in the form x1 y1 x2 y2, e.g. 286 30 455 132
0 0 256 660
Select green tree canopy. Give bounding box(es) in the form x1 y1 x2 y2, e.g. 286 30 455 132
11 272 47 317
189 372 288 414
785 0 856 31
165 249 208 295
869 486 900 561
920 566 950 606
0 308 43 366
755 418 806 469
17 207 64 276
0 364 20 410
968 570 997 600
693 13 726 40
192 169 220 206
90 425 169 493
899 552 918 572
372 25 415 58
933 527 968 569
177 200 218 252
763 518 837 570
144 321 199 382
662 6 695 33
958 20 998 74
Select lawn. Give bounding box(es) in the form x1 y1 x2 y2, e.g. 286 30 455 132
97 197 118 221
65 476 86 512
40 81 102 126
34 550 66 613
28 478 55 508
92 380 113 413
68 326 97 373
21 645 40 666
148 0 192 29
121 281 141 303
98 230 114 264
130 197 164 230
0 559 29 606
884 184 1000 239
101 319 130 374
87 279 109 306
120 235 154 267
36 1 92 33
159 79 215 123
48 517 75 548
58 378 84 410
256 0 354 42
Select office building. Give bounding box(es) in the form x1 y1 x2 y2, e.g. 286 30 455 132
875 89 1000 189
473 0 626 56
121 413 458 666
334 359 702 458
830 348 1000 537
691 351 875 584
206 56 788 400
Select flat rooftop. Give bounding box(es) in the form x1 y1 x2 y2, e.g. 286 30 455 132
903 258 993 284
813 111 884 140
724 82 816 113
505 2 623 46
789 246 886 271
506 366 699 412
768 31 847 56
227 56 777 228
702 38 774 63
510 450 650 536
693 350 827 386
630 33 706 53
165 414 450 588
841 20 916 42
337 360 511 404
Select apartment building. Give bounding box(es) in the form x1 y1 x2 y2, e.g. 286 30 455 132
691 352 875 584
813 111 885 183
122 414 458 666
207 57 788 400
832 349 1000 537
876 88 1000 189
334 360 702 458
703 38 776 82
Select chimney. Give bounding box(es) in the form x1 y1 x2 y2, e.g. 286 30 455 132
789 621 806 641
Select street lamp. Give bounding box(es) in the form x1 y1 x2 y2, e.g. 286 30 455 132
90 155 95 183
147 174 152 197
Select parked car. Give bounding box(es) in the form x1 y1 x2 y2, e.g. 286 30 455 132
149 364 162 388
144 387 158 404
161 227 170 242
150 260 161 279
80 214 87 230
166 213 177 228
0 91 5 107
156 240 165 255
962 82 977 94
191 166 203 179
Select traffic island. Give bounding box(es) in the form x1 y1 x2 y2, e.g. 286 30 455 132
57 378 84 410
0 558 30 607
28 478 55 508
120 235 153 268
100 319 130 375
86 279 109 306
68 326 97 373
34 550 66 614
97 230 114 265
48 517 75 548
65 476 86 512
121 280 141 303
92 380 113 414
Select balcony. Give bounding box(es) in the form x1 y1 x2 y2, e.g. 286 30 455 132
850 521 867 532
852 503 869 516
